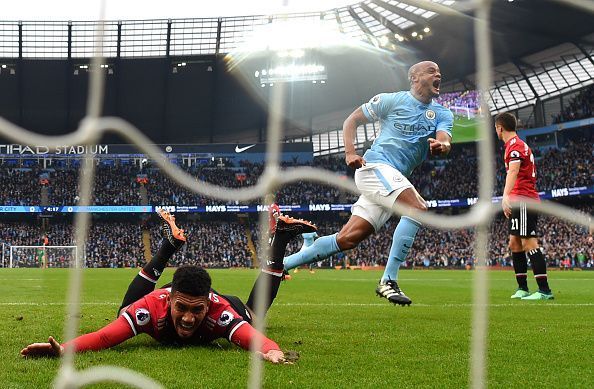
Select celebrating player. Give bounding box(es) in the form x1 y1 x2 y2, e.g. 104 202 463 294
283 61 453 305
21 209 316 362
495 112 553 300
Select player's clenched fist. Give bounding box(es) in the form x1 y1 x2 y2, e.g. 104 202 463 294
345 152 366 169
427 138 450 156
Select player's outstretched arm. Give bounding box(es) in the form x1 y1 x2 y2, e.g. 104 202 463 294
21 316 135 358
21 336 64 358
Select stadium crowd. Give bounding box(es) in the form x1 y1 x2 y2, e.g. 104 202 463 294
1 107 592 270
553 85 594 124
0 139 591 206
0 218 253 269
1 203 592 270
435 90 481 114
148 220 253 268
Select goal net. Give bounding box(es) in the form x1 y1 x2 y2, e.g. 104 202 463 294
9 246 78 269
0 0 591 388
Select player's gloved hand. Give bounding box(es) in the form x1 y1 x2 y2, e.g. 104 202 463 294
502 195 512 218
258 349 286 364
21 336 64 358
428 138 450 156
345 152 366 169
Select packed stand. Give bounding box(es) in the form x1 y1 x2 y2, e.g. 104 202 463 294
48 165 141 205
536 139 592 190
0 138 592 206
0 168 42 205
436 90 480 111
145 157 356 206
1 203 592 269
411 139 593 200
553 85 594 123
148 220 252 268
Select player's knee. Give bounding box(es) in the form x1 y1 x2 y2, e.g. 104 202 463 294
508 238 522 252
415 201 428 212
336 232 360 250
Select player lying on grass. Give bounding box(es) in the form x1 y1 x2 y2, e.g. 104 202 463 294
21 209 316 363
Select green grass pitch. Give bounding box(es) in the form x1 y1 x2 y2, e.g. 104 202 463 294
2 268 593 388
452 117 480 144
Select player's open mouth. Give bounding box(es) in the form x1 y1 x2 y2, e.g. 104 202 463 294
178 322 195 335
433 80 440 90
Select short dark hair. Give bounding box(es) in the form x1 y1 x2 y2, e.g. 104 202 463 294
495 112 517 132
171 265 211 297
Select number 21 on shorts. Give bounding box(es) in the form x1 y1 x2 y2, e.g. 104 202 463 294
511 218 519 230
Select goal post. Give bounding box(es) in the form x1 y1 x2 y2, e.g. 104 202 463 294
9 245 78 268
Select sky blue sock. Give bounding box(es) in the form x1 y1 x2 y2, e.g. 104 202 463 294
284 233 340 270
382 217 421 283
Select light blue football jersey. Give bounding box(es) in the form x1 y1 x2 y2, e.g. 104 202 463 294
361 91 454 177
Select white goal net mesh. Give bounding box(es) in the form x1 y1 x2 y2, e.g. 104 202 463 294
9 246 78 269
0 0 591 388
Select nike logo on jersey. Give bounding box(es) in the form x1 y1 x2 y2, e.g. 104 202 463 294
235 144 256 153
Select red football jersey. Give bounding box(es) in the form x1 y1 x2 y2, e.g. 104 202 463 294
123 288 248 345
62 287 279 354
503 135 539 200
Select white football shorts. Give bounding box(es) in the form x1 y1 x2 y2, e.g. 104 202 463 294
351 162 414 231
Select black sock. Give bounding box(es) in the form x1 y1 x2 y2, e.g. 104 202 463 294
245 231 292 316
269 231 292 268
141 238 178 281
118 238 178 314
528 247 550 293
246 273 282 316
512 251 528 291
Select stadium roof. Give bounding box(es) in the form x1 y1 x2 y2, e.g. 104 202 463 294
0 0 592 116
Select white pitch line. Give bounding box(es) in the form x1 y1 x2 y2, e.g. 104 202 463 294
2 277 594 282
0 302 119 306
288 278 594 282
3 302 593 308
276 303 594 307
299 278 457 282
455 122 478 128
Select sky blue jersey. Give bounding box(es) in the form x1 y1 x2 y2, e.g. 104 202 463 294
361 91 454 178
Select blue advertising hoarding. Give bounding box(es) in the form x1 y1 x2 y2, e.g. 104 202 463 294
0 186 591 213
